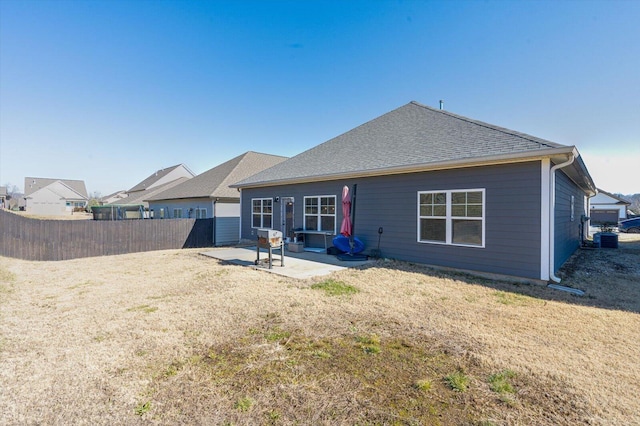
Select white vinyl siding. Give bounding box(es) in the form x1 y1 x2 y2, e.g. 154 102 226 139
252 198 273 228
418 189 485 247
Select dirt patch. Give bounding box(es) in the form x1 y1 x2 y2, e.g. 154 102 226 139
1 241 639 424
557 233 640 312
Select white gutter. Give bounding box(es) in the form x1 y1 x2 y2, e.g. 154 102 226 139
549 150 576 283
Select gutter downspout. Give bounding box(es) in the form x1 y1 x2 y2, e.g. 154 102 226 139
549 151 576 283
213 199 217 247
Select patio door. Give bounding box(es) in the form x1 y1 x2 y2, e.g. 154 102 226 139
281 197 295 241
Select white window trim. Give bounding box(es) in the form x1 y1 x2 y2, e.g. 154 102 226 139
417 188 485 248
303 195 337 234
251 198 273 229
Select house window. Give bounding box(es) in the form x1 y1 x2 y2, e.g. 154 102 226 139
304 195 336 232
173 208 183 219
195 208 207 219
252 198 273 228
418 189 485 247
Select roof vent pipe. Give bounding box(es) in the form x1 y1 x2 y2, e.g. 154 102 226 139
439 100 444 110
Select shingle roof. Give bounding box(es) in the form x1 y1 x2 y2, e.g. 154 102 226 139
234 101 569 187
128 164 192 192
112 178 191 206
146 152 288 202
24 177 88 198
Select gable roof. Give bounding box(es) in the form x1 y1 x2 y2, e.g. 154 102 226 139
146 152 288 202
594 189 631 205
128 164 195 193
24 177 88 198
233 101 587 188
109 177 191 206
25 180 88 201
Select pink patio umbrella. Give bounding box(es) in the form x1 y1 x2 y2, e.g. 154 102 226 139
340 185 352 237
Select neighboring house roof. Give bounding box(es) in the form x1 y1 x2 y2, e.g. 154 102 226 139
24 180 88 201
128 164 195 193
111 177 191 206
593 188 631 205
24 177 88 198
146 152 288 202
233 101 594 192
101 190 127 204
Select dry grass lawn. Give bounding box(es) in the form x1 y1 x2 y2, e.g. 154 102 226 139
1 235 639 425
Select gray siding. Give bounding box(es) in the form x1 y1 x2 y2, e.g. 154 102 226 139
554 170 586 271
215 217 240 246
241 161 543 280
148 198 214 219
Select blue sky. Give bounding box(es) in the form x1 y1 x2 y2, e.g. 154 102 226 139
1 0 638 196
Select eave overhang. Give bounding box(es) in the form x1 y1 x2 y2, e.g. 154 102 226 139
233 146 596 195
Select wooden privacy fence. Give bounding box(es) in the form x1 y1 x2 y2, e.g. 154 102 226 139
0 209 213 261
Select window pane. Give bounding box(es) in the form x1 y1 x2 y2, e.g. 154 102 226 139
467 191 482 203
452 219 482 245
320 216 334 232
252 214 261 228
263 214 272 228
305 216 318 231
433 205 446 216
420 218 446 242
420 193 432 204
420 205 432 216
305 198 318 214
434 193 446 204
452 192 466 204
253 200 261 213
467 205 483 217
451 205 465 216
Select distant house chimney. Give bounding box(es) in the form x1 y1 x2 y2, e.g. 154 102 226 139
439 100 444 110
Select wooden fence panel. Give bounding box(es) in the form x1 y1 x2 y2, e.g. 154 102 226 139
0 209 213 261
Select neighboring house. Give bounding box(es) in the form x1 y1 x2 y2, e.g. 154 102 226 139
233 101 596 283
107 164 196 217
23 179 89 216
589 189 630 224
23 177 89 216
101 190 127 205
146 151 287 246
0 186 6 209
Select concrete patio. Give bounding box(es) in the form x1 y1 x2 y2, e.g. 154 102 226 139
200 245 373 279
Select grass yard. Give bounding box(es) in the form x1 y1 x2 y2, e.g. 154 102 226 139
1 235 639 425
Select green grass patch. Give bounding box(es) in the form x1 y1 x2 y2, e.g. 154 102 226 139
356 334 382 354
414 379 432 391
488 370 516 394
135 401 151 416
445 370 470 392
311 279 359 296
127 304 158 313
493 291 536 306
264 327 291 342
234 396 253 412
